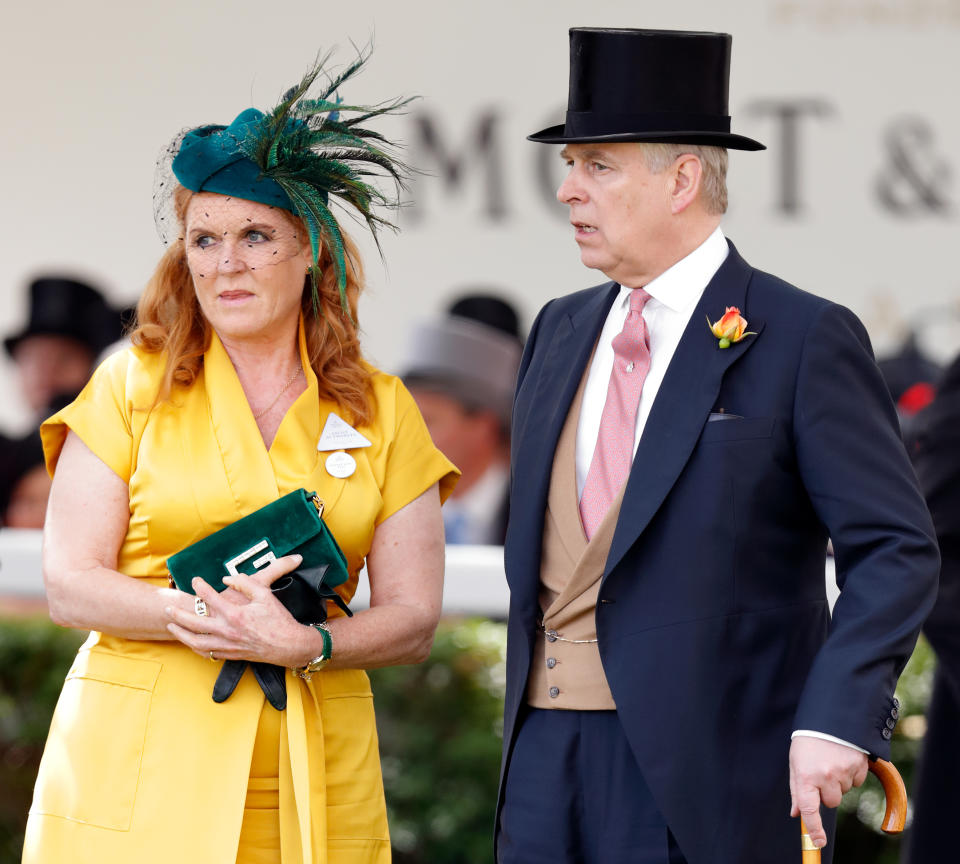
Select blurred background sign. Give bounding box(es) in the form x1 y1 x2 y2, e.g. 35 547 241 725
2 0 960 434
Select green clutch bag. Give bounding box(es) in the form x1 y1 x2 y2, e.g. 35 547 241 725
166 488 348 598
166 489 351 711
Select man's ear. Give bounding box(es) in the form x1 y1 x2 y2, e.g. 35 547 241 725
670 154 704 215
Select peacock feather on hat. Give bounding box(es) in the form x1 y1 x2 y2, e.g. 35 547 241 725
242 47 413 318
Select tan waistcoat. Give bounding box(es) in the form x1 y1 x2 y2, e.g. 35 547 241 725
526 374 627 710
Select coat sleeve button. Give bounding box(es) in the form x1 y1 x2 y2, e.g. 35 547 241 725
881 728 892 740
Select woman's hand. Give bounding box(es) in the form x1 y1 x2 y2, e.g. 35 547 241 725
167 481 446 672
164 553 315 667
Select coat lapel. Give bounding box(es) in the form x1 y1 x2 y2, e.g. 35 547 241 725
507 284 618 593
604 243 765 577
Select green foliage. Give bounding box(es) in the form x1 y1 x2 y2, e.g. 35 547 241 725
0 617 84 863
369 618 506 864
0 617 938 864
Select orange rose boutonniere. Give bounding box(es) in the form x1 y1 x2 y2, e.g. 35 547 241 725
707 307 756 349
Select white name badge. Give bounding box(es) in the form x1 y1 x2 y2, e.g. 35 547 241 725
317 412 372 451
325 451 357 478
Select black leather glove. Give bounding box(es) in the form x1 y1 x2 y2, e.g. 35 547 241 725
210 565 351 709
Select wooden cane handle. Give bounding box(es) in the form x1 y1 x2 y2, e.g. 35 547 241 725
799 757 907 861
868 757 908 834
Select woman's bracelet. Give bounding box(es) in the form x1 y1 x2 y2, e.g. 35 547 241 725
293 622 332 680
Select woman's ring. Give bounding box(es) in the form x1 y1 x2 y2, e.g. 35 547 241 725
209 651 217 662
195 597 208 617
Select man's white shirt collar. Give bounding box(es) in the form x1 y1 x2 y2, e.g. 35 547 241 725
575 226 729 499
613 225 729 314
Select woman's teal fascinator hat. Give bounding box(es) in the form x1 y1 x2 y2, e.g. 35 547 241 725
173 108 296 211
155 47 412 317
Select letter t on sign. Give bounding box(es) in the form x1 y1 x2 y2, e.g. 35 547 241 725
745 98 835 216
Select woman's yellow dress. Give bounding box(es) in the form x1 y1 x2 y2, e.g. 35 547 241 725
22 325 457 864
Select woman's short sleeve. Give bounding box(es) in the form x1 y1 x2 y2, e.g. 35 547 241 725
40 349 146 483
373 376 459 525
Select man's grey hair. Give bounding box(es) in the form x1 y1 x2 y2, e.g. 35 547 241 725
640 143 728 215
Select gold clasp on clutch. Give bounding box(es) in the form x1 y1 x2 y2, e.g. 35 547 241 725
311 494 325 518
225 539 277 577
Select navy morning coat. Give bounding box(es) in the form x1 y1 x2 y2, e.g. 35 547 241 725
497 241 940 864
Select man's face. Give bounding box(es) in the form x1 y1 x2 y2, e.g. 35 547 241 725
407 387 501 494
557 142 674 287
409 389 477 467
13 335 95 416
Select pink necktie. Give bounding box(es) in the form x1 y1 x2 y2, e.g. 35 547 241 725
579 289 652 540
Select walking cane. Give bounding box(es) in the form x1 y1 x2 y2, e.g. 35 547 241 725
800 757 908 862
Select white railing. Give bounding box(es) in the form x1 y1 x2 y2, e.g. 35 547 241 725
0 529 44 598
0 529 838 616
0 530 511 617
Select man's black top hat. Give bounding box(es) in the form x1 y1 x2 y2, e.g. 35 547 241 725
4 276 126 358
528 28 764 150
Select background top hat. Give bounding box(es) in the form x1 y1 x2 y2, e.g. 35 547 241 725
528 27 764 150
448 292 524 346
3 276 127 358
402 313 523 424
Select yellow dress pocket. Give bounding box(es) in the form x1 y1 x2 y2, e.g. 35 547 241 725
30 649 161 831
317 671 389 844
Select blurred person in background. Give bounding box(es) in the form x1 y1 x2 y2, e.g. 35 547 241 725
403 293 522 545
903 353 960 862
3 276 126 422
0 395 76 530
22 49 457 864
0 430 48 529
876 333 942 447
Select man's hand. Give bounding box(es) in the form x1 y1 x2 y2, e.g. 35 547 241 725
789 736 869 849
